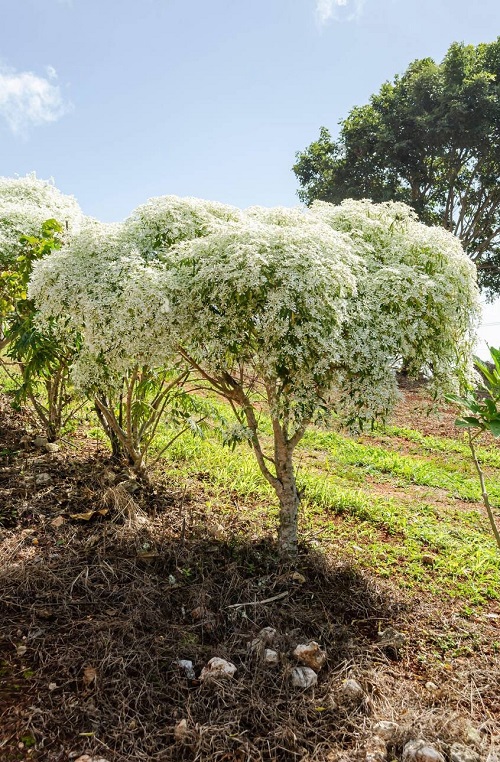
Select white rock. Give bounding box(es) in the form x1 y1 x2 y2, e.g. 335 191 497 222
291 666 318 689
35 472 52 486
250 626 277 651
465 727 481 747
341 678 364 702
450 744 480 762
486 753 500 762
365 735 387 762
74 757 109 762
402 740 445 762
263 648 279 665
44 442 59 453
377 627 406 648
199 657 236 681
425 681 439 691
120 479 140 494
257 626 277 644
173 719 190 743
293 641 327 671
372 721 399 741
176 659 195 680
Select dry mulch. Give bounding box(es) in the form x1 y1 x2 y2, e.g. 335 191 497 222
1 393 499 762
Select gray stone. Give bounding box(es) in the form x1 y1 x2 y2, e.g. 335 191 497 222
450 744 480 762
176 659 195 680
372 721 399 741
263 648 279 665
341 678 364 702
425 681 439 691
35 472 52 487
291 666 317 689
402 740 445 762
33 436 48 448
377 626 406 648
120 479 140 494
486 752 500 762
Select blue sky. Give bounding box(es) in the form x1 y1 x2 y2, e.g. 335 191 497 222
0 0 499 349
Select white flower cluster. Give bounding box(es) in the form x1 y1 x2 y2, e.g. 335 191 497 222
164 213 359 428
29 219 175 391
310 200 480 419
125 195 243 260
29 194 480 427
0 173 83 266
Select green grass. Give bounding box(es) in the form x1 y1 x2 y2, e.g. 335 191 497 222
2 371 499 607
300 428 500 504
158 423 500 606
372 423 500 469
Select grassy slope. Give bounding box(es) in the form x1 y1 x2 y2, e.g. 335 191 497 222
154 396 500 608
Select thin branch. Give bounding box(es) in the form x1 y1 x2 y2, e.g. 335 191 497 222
468 429 500 552
226 591 289 609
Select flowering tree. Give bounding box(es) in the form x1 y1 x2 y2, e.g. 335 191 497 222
28 199 240 465
0 175 84 439
30 196 480 554
0 174 82 344
163 201 479 553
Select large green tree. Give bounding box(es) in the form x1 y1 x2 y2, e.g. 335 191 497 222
294 39 500 297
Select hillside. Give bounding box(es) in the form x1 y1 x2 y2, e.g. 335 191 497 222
1 385 499 762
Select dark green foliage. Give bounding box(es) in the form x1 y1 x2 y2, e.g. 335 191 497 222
294 39 500 296
449 347 500 439
3 220 81 441
0 219 63 342
447 346 500 551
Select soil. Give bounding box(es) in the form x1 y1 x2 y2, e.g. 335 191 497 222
1 391 499 762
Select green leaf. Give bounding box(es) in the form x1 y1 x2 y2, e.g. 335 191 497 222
455 416 483 429
487 420 500 438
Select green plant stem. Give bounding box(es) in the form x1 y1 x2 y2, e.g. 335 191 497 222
468 429 500 552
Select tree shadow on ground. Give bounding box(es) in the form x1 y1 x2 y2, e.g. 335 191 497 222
0 508 408 762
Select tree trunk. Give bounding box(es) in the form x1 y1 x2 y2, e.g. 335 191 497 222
94 399 123 460
274 441 300 556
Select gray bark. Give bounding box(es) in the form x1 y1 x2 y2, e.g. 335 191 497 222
274 437 300 556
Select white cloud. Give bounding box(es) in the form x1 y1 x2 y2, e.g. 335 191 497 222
0 65 71 136
316 0 365 24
